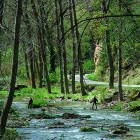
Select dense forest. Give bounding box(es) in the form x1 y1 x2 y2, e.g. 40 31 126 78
0 0 140 139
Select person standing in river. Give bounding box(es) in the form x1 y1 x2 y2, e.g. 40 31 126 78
90 96 98 109
28 98 33 109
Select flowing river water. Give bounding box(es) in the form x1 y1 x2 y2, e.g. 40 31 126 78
12 100 140 140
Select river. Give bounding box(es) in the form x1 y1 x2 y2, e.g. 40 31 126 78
11 100 140 140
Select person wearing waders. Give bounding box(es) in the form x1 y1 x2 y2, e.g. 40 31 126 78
28 98 33 109
91 96 98 109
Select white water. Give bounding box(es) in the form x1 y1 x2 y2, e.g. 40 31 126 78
12 101 140 140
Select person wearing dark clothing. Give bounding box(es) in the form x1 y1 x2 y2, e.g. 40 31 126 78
91 96 98 109
28 98 33 109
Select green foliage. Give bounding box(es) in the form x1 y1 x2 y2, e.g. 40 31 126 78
33 98 48 108
1 128 24 140
49 72 58 83
129 100 140 109
87 73 101 81
83 59 95 72
92 86 108 103
112 102 123 111
15 87 33 96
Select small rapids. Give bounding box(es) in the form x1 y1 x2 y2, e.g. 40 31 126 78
12 100 140 140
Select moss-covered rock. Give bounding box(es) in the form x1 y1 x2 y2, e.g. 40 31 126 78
62 113 79 119
111 125 129 134
80 126 96 132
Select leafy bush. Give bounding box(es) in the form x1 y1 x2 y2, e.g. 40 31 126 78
49 73 58 83
112 102 123 111
83 59 95 72
87 73 101 81
33 99 48 108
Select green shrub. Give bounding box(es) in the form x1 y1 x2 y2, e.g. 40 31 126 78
83 59 95 72
87 73 102 81
112 102 123 111
33 99 48 108
49 73 58 83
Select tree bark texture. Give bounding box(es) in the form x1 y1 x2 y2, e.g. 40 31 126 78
0 0 4 70
31 0 51 93
24 13 36 88
72 0 86 96
59 0 69 94
102 0 114 89
118 0 123 101
55 0 64 93
69 0 76 94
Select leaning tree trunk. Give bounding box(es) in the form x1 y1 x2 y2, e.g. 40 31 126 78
0 0 22 135
72 0 86 96
55 0 64 93
59 0 69 94
69 0 76 94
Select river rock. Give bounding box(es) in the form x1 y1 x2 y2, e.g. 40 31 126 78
80 126 96 132
62 113 80 119
111 125 129 134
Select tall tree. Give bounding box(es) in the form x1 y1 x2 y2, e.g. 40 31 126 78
69 0 76 94
55 0 64 93
23 43 30 83
38 0 56 73
72 0 86 96
59 0 69 94
118 0 123 101
0 0 22 135
24 13 36 88
31 0 51 93
0 0 4 70
102 0 114 89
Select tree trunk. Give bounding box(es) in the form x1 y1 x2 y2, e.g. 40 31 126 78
72 0 86 96
0 0 4 70
55 0 64 93
59 0 69 94
23 44 30 82
102 0 114 89
31 0 51 93
38 47 43 88
0 0 22 135
38 1 56 73
118 0 123 101
69 0 76 94
24 13 36 88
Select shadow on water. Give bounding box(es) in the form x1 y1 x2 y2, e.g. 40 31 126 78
12 100 140 140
